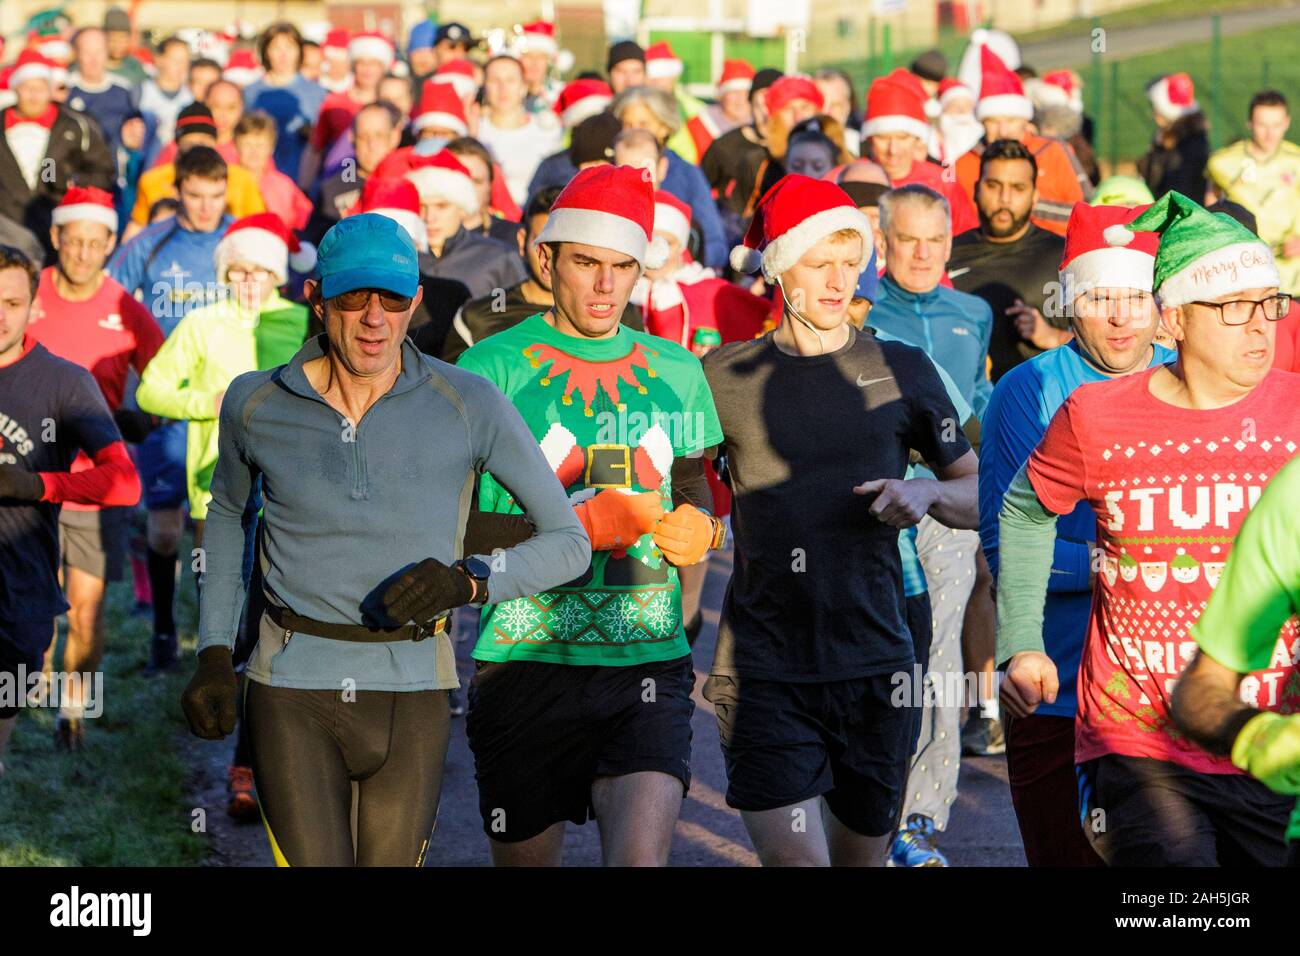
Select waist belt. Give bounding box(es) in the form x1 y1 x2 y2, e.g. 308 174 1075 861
265 601 449 643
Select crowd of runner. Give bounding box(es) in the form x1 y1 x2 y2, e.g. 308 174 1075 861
1 9 1299 867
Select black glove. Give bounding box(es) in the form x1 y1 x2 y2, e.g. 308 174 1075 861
0 465 44 502
113 408 157 443
382 557 473 627
180 646 239 740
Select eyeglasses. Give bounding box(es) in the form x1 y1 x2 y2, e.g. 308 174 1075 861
226 267 271 282
329 288 414 312
1077 290 1154 319
1187 294 1291 325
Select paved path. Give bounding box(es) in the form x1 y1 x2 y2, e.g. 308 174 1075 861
193 541 1027 866
1018 2 1300 69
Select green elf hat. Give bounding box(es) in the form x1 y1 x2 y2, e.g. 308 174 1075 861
1102 190 1279 307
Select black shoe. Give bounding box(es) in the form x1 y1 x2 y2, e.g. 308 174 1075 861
961 715 1006 756
144 633 178 676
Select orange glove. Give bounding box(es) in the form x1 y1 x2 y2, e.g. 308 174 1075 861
573 489 664 551
653 504 716 566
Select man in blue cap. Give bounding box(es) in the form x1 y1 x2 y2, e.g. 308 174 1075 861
179 212 589 866
408 19 437 85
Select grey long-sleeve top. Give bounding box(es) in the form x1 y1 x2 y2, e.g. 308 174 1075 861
995 463 1064 667
198 334 591 691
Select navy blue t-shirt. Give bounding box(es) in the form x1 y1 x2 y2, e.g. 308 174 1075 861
0 339 121 621
68 80 137 155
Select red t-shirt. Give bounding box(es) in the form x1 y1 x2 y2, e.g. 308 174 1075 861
31 268 164 410
1027 367 1300 773
29 268 161 512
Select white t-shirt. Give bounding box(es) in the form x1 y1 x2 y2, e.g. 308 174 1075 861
476 113 562 207
138 80 194 145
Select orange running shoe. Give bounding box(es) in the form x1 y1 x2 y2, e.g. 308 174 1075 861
226 765 259 822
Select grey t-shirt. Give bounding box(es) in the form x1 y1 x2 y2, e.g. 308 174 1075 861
199 334 590 691
702 327 970 682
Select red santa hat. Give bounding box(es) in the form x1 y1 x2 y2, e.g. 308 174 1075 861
653 190 692 248
975 45 1033 122
731 175 872 281
52 186 118 233
1038 69 1082 112
352 176 428 252
717 59 755 95
323 28 351 58
554 78 613 129
535 164 667 269
514 20 557 58
8 49 57 89
215 212 316 285
349 31 395 68
222 48 263 87
1058 202 1159 295
405 149 479 217
430 59 478 101
765 75 824 116
644 41 683 80
863 69 931 141
937 77 974 109
413 83 469 137
958 27 1020 94
1147 73 1198 123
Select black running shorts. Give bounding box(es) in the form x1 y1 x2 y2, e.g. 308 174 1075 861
466 655 695 843
704 670 912 838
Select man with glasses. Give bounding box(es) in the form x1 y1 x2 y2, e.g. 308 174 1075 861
179 213 587 866
28 187 163 749
136 213 309 819
997 191 1300 866
979 201 1169 866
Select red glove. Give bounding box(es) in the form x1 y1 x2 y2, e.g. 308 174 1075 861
653 504 717 566
574 489 665 551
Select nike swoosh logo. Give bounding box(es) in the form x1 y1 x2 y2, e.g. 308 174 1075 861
856 375 894 387
947 267 971 279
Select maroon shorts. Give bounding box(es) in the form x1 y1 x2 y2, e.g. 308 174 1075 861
1005 713 1104 867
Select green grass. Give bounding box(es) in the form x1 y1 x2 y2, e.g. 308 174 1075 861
1088 20 1300 165
0 530 206 866
1011 0 1287 46
818 15 1300 168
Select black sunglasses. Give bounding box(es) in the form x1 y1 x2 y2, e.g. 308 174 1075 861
327 288 414 312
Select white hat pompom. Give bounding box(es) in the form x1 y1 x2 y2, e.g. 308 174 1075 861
645 235 670 270
730 244 763 274
290 241 317 274
1104 224 1135 247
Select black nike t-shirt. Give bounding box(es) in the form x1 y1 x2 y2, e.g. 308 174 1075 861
0 339 120 621
947 224 1065 382
702 327 970 682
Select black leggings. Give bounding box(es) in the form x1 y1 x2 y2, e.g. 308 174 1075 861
243 680 450 866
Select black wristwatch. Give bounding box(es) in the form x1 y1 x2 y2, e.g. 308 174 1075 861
455 556 492 606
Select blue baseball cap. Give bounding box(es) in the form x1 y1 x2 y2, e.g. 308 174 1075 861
316 214 420 299
408 19 436 52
